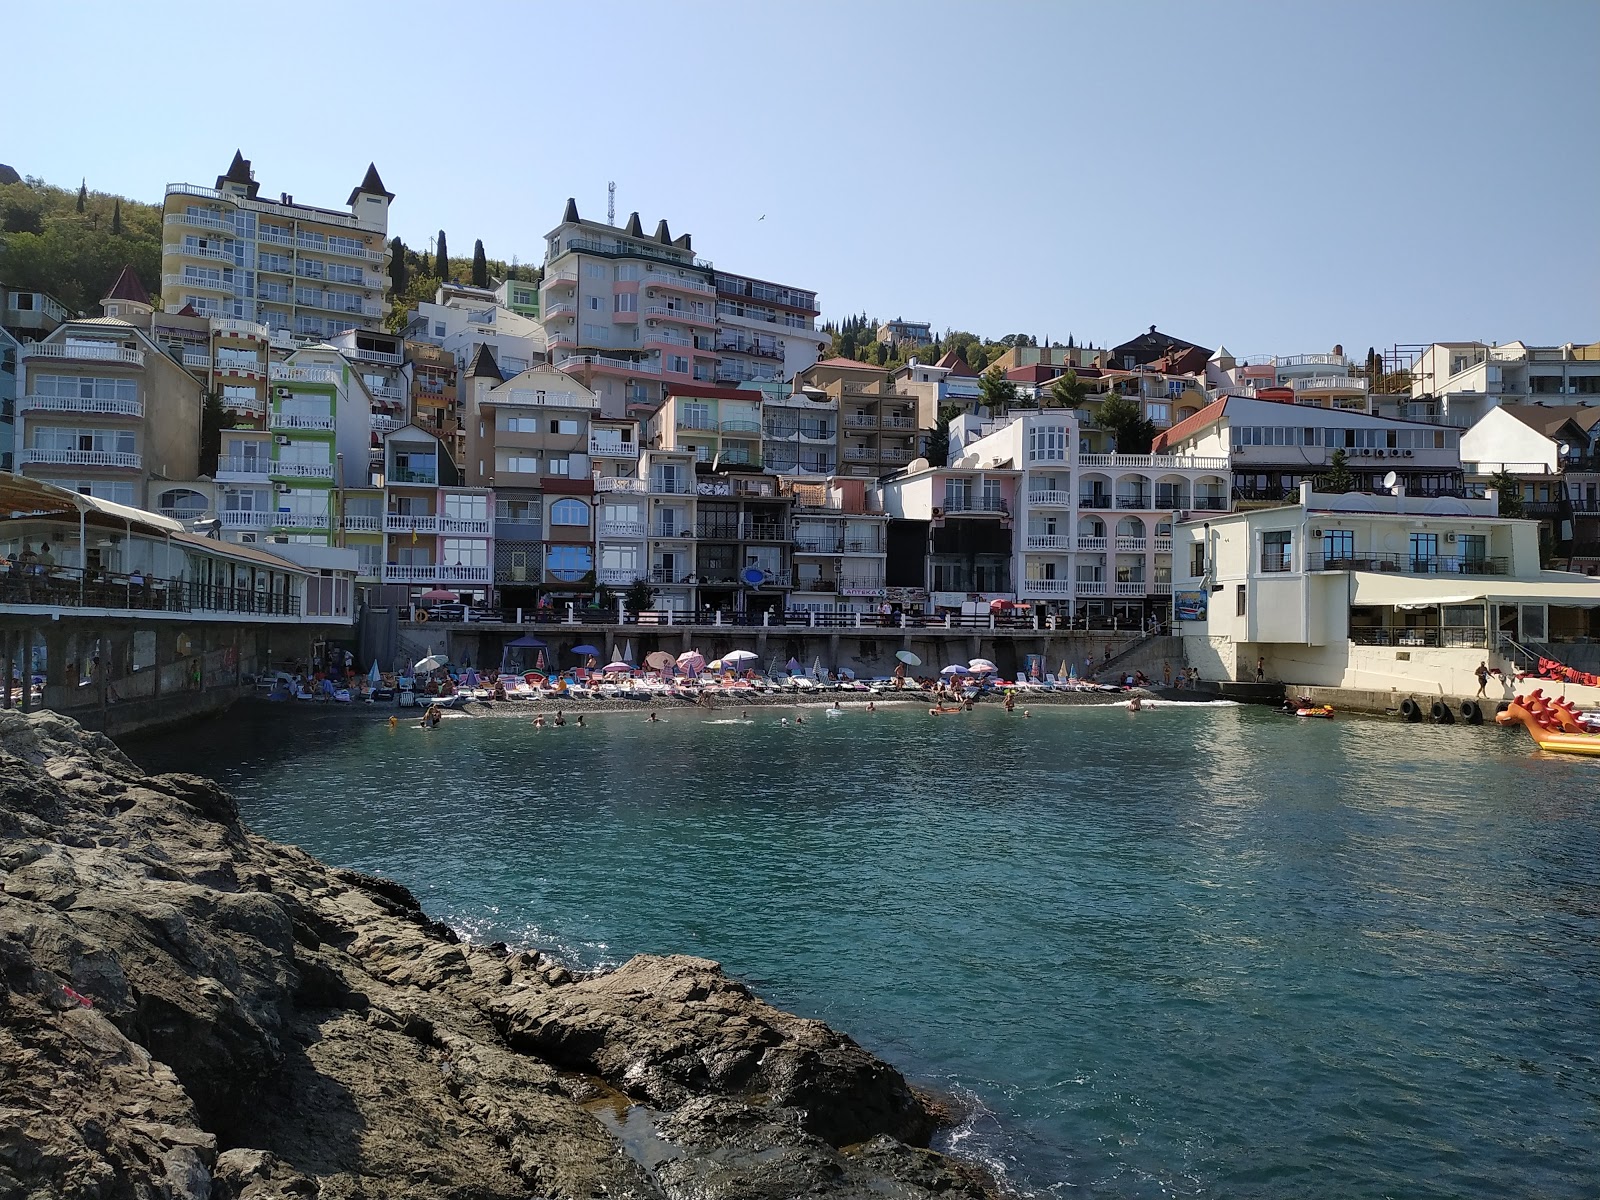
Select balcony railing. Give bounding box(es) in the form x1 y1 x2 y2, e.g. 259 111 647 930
1026 534 1072 550
387 467 437 484
590 438 640 458
1021 579 1074 595
1308 553 1509 576
720 419 761 434
1077 453 1231 471
941 497 1010 514
0 563 301 617
270 461 335 479
342 515 383 532
741 522 786 541
1080 494 1112 510
17 395 144 417
220 511 272 529
19 448 141 469
215 456 270 478
269 364 340 384
644 273 716 297
1075 580 1107 596
651 524 693 539
272 512 330 530
596 477 648 494
181 351 213 369
597 568 642 585
643 305 715 326
270 412 336 431
1293 375 1367 393
1114 581 1148 596
1154 537 1173 553
385 514 439 534
1115 494 1151 509
556 353 661 376
21 342 145 367
350 347 404 366
1028 490 1073 507
439 517 491 535
1076 536 1107 551
1115 536 1147 552
382 564 492 584
599 520 647 538
650 567 692 584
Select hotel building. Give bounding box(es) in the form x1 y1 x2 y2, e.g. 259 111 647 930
784 476 889 616
713 272 826 386
791 359 919 478
379 424 494 605
160 152 392 343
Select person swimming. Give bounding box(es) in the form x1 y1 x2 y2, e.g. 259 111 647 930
867 701 876 712
647 711 661 723
387 715 398 729
575 714 585 728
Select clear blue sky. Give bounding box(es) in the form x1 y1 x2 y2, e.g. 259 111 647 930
7 0 1595 357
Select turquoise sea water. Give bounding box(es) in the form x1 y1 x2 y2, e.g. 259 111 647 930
132 702 1600 1198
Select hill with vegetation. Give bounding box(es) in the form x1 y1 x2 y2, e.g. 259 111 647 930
820 313 1090 374
0 174 161 314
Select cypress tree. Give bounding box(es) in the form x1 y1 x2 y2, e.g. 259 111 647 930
471 239 488 288
389 237 408 295
434 230 448 279
110 199 122 236
76 180 87 213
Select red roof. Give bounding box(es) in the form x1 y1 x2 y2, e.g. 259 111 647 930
1006 364 1058 384
1152 397 1229 452
663 383 760 401
935 350 978 377
104 265 151 306
810 356 884 372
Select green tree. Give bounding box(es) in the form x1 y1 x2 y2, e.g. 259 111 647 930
389 237 407 296
471 239 488 288
76 180 87 214
978 366 1018 413
839 330 857 360
1047 370 1087 409
198 390 226 476
1490 469 1524 518
926 403 962 468
1097 392 1156 453
624 578 658 615
110 199 121 236
874 339 888 366
1324 447 1355 492
434 230 449 279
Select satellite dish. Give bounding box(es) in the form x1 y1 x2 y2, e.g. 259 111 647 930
739 567 766 587
1382 471 1398 489
1559 442 1571 456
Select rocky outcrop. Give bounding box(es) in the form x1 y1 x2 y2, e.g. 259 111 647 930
0 710 992 1200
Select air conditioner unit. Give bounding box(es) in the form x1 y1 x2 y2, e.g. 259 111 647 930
275 435 291 445
275 386 290 397
1312 529 1323 538
275 483 291 493
647 320 658 327
1445 532 1457 543
646 289 656 298
1404 449 1414 457
240 533 258 543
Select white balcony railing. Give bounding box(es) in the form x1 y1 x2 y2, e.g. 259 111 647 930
385 563 492 584
385 514 439 534
17 395 144 417
1292 375 1367 393
350 347 404 366
1154 537 1173 553
270 413 337 431
589 438 640 458
213 317 268 339
182 351 213 369
272 512 330 529
597 568 642 585
19 448 141 469
1026 534 1072 550
270 461 335 479
439 517 491 535
21 342 145 367
1114 581 1148 596
1027 490 1073 507
1021 578 1074 595
1075 580 1107 596
220 510 272 529
1076 536 1107 551
644 273 716 297
599 520 647 538
269 363 339 384
164 241 230 262
342 515 383 532
643 305 715 326
1077 453 1231 471
595 477 648 494
1115 537 1147 552
221 396 267 417
215 456 271 479
556 354 661 376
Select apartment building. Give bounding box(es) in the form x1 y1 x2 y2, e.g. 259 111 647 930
459 355 601 607
15 273 201 506
784 476 888 616
879 461 1018 611
713 271 826 385
540 202 719 418
1459 404 1600 568
1108 325 1210 371
402 340 459 448
160 151 392 342
951 411 1233 622
1390 340 1600 429
590 416 646 593
645 384 764 469
379 425 493 604
791 359 918 478
1 281 70 343
1155 395 1465 506
212 346 372 547
876 318 933 348
407 282 542 380
762 385 838 476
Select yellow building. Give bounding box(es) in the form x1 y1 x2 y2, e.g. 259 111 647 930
160 152 392 346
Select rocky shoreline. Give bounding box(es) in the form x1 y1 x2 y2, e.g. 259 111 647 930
0 708 997 1199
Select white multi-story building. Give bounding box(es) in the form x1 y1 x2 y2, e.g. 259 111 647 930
713 272 826 385
407 282 544 380
160 152 392 343
1383 341 1600 429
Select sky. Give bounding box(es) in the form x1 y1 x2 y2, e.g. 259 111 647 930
6 0 1596 358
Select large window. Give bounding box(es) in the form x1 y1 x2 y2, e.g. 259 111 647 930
549 498 590 526
442 539 488 567
1027 424 1067 462
443 493 487 521
547 544 593 580
1410 532 1439 569
30 375 138 402
1322 529 1354 562
1261 530 1292 572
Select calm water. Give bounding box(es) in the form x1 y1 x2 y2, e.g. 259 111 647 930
132 702 1600 1198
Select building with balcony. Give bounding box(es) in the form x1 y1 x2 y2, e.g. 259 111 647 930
878 460 1018 613
159 151 392 342
379 425 493 604
690 467 792 618
14 271 202 507
792 359 919 478
399 339 459 453
1 281 71 343
783 476 888 617
540 201 718 418
1393 340 1600 430
1459 404 1600 569
1108 325 1211 371
761 384 839 476
1175 482 1600 694
947 411 1231 621
642 447 698 613
714 271 827 385
1154 394 1466 509
876 318 933 349
645 384 764 470
404 281 542 386
460 352 600 607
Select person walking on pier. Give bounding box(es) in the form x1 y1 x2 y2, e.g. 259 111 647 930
1476 660 1490 698
1255 656 1265 683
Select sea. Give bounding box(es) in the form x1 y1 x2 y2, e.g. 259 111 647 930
130 700 1600 1198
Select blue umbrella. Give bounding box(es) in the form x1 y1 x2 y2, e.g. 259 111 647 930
508 635 546 648
368 660 381 684
570 644 601 657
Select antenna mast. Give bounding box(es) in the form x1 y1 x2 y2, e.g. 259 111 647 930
607 181 616 226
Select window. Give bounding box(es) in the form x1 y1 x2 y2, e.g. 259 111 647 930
443 493 487 521
30 375 139 402
1147 403 1170 424
1410 532 1439 570
545 456 570 476
667 355 689 375
602 545 640 571
1261 530 1292 572
549 498 589 526
548 418 579 435
433 322 446 338
1236 584 1247 617
547 544 593 580
1190 543 1207 577
442 539 488 567
1322 529 1354 563
583 264 607 281
1459 533 1487 564
499 454 539 473
1027 424 1066 462
614 292 637 313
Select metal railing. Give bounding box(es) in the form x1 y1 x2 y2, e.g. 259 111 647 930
942 497 1009 513
1307 552 1509 576
0 563 300 617
1349 627 1488 648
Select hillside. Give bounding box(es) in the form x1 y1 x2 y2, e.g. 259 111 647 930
0 174 161 314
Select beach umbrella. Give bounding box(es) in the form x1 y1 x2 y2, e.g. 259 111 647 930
602 661 634 673
968 658 998 673
723 649 758 664
421 588 458 603
623 639 634 664
786 657 802 673
368 660 381 684
644 650 675 670
570 644 601 657
464 668 480 688
677 650 705 674
895 649 922 666
706 658 725 671
940 664 969 677
415 654 448 673
535 649 546 671
812 656 823 681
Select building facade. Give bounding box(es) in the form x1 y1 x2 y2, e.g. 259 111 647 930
380 425 493 604
714 271 826 385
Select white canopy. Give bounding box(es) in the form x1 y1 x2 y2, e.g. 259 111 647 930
1349 570 1600 609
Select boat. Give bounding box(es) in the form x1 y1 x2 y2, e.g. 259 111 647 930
1297 705 1335 719
1495 690 1600 756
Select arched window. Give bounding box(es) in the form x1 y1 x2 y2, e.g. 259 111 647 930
157 487 208 517
549 498 590 527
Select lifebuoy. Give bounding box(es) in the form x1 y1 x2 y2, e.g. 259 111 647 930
1460 699 1483 725
415 609 429 623
1399 698 1421 722
1430 699 1454 724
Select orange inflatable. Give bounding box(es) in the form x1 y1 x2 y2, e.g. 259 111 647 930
1495 690 1600 756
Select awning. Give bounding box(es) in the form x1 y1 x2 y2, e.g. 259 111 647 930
1350 570 1600 609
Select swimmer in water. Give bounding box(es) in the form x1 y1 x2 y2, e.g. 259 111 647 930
575 714 585 728
1023 709 1031 718
387 715 398 729
796 715 806 725
867 701 875 712
647 711 660 723
833 700 841 710
780 717 789 726
741 709 748 720
533 714 546 728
